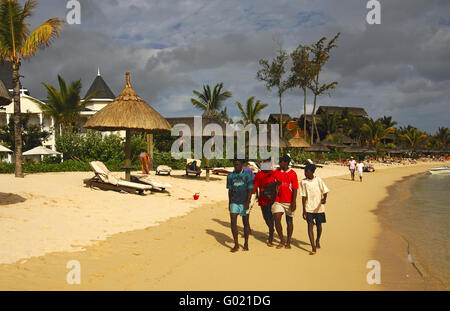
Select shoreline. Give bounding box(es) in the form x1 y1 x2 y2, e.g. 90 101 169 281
0 162 447 290
375 171 449 290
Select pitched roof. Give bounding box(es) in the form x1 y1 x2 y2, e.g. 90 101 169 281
268 114 292 122
316 106 368 117
84 74 116 100
0 61 22 91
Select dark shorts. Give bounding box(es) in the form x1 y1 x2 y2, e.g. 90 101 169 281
350 169 355 174
306 212 326 225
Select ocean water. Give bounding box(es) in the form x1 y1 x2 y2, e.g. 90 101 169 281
383 172 450 289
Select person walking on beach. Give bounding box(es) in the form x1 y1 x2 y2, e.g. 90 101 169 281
272 155 298 249
226 158 254 252
242 161 256 235
356 159 364 182
300 164 329 255
140 151 150 174
253 158 278 247
348 156 357 181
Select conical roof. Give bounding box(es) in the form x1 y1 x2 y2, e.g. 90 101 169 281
84 71 116 99
288 133 310 148
23 146 61 156
83 72 171 132
0 79 11 106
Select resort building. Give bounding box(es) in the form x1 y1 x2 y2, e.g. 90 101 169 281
0 63 118 161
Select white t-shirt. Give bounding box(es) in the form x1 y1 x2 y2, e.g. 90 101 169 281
356 163 364 173
299 176 329 213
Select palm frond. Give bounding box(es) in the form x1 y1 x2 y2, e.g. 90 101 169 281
19 18 65 58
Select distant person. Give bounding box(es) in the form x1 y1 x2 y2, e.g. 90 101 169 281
140 151 150 174
356 159 365 182
253 158 278 246
348 156 357 181
226 158 254 252
272 155 298 249
300 163 329 255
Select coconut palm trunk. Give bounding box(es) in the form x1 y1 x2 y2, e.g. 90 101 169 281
12 61 23 177
303 87 307 140
279 90 283 139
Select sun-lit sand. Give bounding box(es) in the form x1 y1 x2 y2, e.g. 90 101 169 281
0 161 447 290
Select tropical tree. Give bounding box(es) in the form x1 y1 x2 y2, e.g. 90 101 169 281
399 126 427 150
361 118 395 148
36 75 99 137
235 96 268 127
288 45 316 139
256 45 289 138
434 127 449 149
317 110 339 137
379 116 397 128
308 33 341 144
191 83 232 119
0 0 64 177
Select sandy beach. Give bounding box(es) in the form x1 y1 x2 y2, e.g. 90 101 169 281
0 161 447 290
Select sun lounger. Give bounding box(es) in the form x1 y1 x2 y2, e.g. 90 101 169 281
131 174 172 192
186 158 202 177
212 167 232 175
84 161 152 195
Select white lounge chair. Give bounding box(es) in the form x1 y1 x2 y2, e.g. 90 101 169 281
85 161 152 195
131 174 172 192
186 158 202 177
156 165 172 175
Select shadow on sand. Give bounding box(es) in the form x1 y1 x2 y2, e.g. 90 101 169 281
0 192 26 206
208 218 311 253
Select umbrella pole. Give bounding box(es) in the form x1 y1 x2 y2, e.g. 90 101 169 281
149 133 154 171
125 130 131 181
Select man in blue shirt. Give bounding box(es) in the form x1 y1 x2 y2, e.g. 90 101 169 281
227 158 254 252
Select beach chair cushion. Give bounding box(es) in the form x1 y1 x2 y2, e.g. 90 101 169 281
89 161 119 185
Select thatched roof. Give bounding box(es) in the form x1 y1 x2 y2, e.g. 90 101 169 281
317 106 368 117
268 114 292 123
246 134 289 148
323 133 355 146
84 72 171 132
305 143 330 152
288 133 310 148
343 145 368 153
0 79 11 106
166 111 233 137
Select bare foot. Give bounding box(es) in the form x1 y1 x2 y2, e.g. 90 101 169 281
276 242 285 249
230 246 239 253
267 242 274 247
316 240 321 249
285 244 291 249
309 251 316 255
243 244 249 251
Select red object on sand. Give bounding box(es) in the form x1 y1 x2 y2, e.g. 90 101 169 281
193 194 200 200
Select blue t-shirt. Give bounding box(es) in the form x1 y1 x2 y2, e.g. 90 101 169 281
226 170 254 205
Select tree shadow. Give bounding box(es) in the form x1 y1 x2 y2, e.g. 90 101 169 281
0 192 26 205
211 218 311 253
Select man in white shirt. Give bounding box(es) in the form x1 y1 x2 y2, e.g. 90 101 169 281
300 164 329 255
356 159 364 182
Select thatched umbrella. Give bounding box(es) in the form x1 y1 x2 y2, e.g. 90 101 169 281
343 145 367 153
84 72 171 181
305 143 330 153
288 133 310 148
0 80 11 106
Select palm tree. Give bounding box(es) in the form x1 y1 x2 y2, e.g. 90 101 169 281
0 0 64 177
434 127 449 149
191 83 232 117
235 96 268 127
399 126 427 150
361 119 395 148
318 110 339 137
36 75 99 137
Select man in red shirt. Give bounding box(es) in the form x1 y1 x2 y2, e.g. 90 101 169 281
272 155 299 249
253 158 278 246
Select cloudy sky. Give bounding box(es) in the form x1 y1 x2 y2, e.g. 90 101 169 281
19 0 450 133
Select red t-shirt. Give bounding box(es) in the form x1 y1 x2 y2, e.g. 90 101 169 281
273 168 299 203
254 171 276 206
